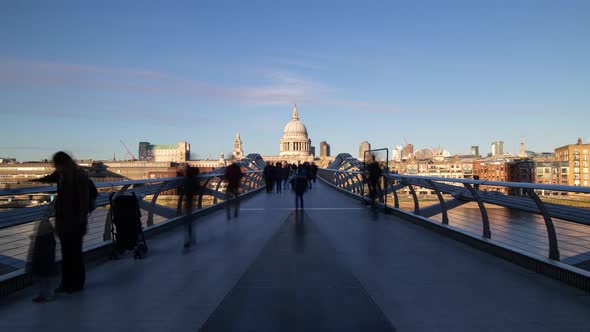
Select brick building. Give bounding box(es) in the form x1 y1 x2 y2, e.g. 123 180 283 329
555 137 590 187
472 158 534 194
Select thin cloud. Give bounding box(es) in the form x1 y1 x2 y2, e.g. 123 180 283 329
0 58 325 106
0 57 420 115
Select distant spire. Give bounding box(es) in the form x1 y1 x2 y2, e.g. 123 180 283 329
519 136 527 157
235 131 241 142
292 103 299 120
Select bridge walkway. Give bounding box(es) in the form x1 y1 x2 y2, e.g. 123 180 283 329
1 181 589 331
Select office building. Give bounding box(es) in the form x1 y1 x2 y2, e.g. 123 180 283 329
491 141 504 157
320 141 331 158
138 141 190 162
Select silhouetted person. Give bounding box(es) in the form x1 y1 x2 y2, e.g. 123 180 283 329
224 162 243 219
367 156 383 205
274 162 283 193
294 166 308 209
180 165 200 248
29 218 56 303
290 163 298 190
302 162 313 189
34 151 89 293
282 162 290 189
263 162 274 193
311 162 318 184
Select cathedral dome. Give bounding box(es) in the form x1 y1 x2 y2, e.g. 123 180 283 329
283 117 308 138
279 104 311 157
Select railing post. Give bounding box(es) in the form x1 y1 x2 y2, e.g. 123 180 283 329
147 181 169 226
212 176 224 204
427 180 448 225
353 173 364 197
338 173 347 189
104 184 131 241
463 183 491 239
352 173 364 196
198 177 213 209
524 188 560 261
390 178 400 208
407 184 420 215
347 173 359 194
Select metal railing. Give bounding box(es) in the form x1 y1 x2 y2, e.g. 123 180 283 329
320 153 590 266
0 154 266 279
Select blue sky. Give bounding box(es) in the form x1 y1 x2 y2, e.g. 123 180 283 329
1 0 589 161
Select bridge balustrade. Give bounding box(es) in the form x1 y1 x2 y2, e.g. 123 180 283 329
319 153 590 268
0 154 266 292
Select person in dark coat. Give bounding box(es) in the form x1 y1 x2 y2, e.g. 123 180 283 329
29 219 56 303
181 165 200 248
281 162 290 190
311 162 318 183
34 151 89 294
302 162 313 189
263 162 274 193
294 166 308 209
290 163 298 190
274 162 283 193
224 163 243 219
367 156 383 205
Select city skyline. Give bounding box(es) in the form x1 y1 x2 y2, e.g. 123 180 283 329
1 1 589 160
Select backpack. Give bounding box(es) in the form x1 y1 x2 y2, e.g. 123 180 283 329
89 179 98 212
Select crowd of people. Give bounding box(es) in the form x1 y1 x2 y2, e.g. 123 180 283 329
263 161 318 209
26 153 326 304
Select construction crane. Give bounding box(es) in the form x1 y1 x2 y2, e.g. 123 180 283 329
120 140 137 161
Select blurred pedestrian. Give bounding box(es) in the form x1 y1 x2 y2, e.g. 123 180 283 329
29 218 56 303
282 162 290 190
180 164 200 248
294 166 308 209
367 155 383 205
290 163 298 190
224 162 243 219
34 151 90 293
263 162 274 193
274 162 283 193
302 162 313 189
311 162 318 183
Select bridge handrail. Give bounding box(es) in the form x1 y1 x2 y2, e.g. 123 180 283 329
385 173 590 194
325 169 590 194
0 170 262 197
0 170 265 230
318 166 590 263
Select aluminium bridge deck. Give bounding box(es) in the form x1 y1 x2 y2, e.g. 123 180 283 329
1 181 589 331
